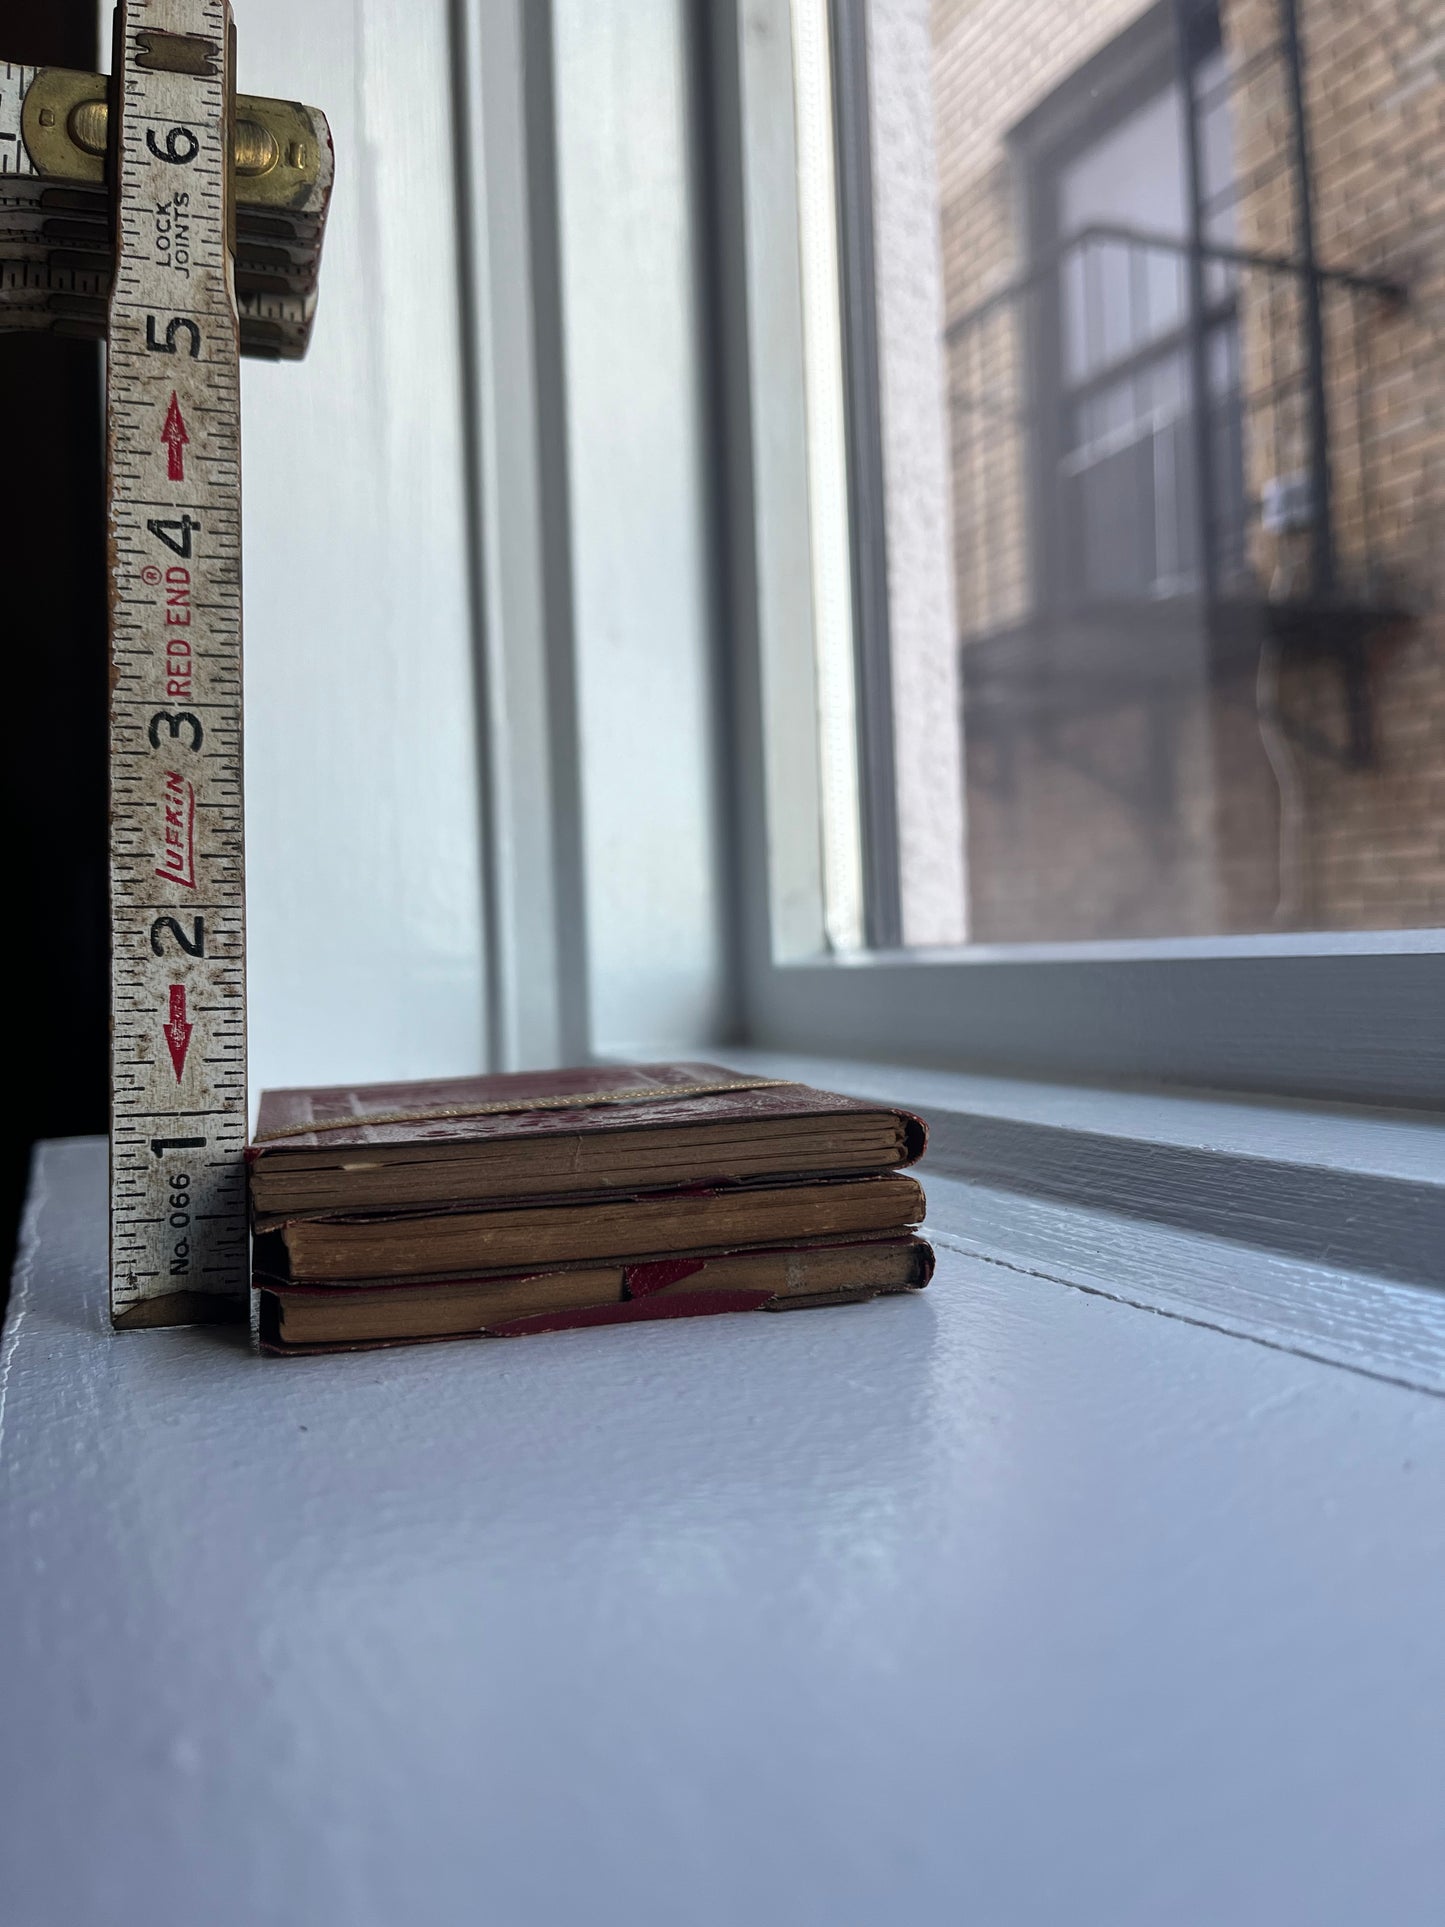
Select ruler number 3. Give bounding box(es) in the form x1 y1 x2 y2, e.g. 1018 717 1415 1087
146 126 201 166
148 710 204 752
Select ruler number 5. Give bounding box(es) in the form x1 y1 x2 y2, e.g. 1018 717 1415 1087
146 126 201 166
147 317 202 359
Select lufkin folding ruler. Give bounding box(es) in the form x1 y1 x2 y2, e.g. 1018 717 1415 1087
0 4 333 1328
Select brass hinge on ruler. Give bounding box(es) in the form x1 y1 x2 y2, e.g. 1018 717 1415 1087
0 7 334 1329
1 47 332 358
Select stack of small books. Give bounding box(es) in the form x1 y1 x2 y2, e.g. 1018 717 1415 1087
247 1063 931 1354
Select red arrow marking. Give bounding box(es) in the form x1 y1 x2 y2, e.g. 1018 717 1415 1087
161 391 190 483
163 983 194 1081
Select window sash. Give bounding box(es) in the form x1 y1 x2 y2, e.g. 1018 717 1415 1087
707 0 1444 1106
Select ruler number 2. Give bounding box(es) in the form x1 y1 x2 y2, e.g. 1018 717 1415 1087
151 916 206 959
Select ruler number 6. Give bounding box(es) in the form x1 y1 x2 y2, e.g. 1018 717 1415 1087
147 126 201 166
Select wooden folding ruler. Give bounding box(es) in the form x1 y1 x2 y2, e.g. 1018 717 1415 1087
0 3 333 1328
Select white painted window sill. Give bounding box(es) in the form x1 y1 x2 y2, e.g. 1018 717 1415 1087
3 1129 1443 1924
724 1048 1445 1395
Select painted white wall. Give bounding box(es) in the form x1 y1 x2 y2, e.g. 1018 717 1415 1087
552 0 735 1057
454 0 584 1072
224 0 486 1105
99 0 741 1093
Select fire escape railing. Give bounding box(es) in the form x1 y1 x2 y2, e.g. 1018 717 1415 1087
945 221 1406 653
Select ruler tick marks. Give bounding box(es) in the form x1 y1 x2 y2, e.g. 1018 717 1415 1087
5 5 331 1331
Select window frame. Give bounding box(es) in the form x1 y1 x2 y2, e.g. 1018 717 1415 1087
704 0 1445 1108
830 0 903 948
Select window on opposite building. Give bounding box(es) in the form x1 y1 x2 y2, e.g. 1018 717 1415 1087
793 0 1440 950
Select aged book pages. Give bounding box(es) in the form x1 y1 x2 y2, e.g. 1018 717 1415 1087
260 1237 935 1351
248 1062 926 1217
261 1174 926 1283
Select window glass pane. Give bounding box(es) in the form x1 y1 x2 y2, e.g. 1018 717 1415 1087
827 0 1442 944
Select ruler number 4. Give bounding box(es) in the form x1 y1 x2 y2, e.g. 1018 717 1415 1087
147 514 200 558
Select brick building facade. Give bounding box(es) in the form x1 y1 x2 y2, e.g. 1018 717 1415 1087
931 0 1445 940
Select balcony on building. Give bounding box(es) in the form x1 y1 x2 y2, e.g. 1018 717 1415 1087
948 0 1411 779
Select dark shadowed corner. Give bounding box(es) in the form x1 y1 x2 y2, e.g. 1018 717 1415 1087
0 0 108 1310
